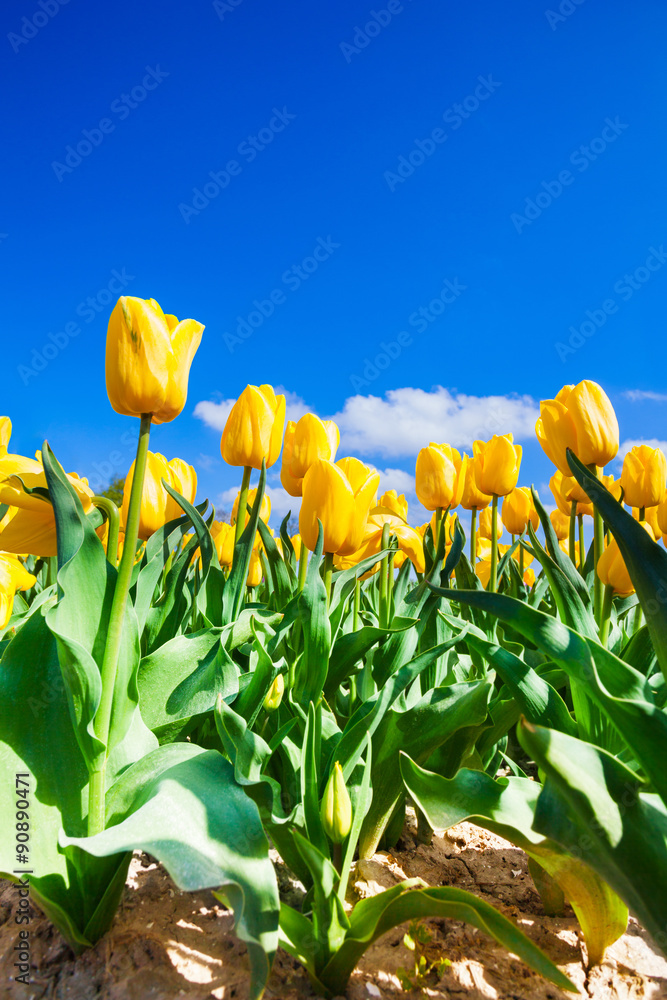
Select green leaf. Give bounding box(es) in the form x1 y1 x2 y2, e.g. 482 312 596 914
257 517 293 610
518 720 667 953
295 524 331 705
223 463 267 624
400 755 627 966
61 748 279 1000
323 619 415 703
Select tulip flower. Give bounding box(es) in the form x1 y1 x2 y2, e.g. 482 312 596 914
535 380 619 475
415 444 465 512
621 445 667 511
657 495 667 536
377 490 409 521
478 506 503 541
550 509 570 541
473 435 522 498
0 554 36 629
0 468 96 557
549 471 594 518
0 418 43 481
121 453 197 541
246 548 263 588
320 761 352 844
0 417 10 454
501 488 539 536
633 505 662 541
299 458 380 559
211 520 235 568
355 510 426 574
280 415 340 498
460 456 492 511
263 673 285 713
231 487 271 529
597 528 653 596
221 384 286 471
105 296 204 425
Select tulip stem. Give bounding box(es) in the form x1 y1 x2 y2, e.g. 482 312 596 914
489 495 498 593
470 509 477 565
353 577 360 630
518 534 524 580
387 550 395 621
569 501 577 565
324 552 334 607
590 465 604 624
88 413 152 837
599 584 614 646
233 466 252 549
578 513 585 573
297 543 309 593
92 497 119 568
379 523 391 626
639 506 646 522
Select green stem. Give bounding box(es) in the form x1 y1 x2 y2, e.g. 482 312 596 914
233 465 252 549
297 541 309 592
387 551 395 620
578 513 584 573
92 496 120 568
434 507 444 553
599 583 614 646
569 500 577 565
639 506 646 522
632 600 644 634
88 413 152 837
590 466 604 624
324 551 334 607
489 495 498 593
518 534 524 580
470 508 477 565
353 577 360 630
379 522 391 626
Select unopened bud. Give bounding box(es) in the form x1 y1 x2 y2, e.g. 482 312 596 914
263 673 284 713
320 761 352 843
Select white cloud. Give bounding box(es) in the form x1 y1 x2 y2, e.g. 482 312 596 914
194 389 311 432
617 438 667 462
623 390 667 403
332 387 539 459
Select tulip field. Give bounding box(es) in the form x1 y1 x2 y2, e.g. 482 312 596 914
3 295 667 998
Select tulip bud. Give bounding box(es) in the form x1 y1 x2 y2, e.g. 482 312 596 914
501 487 539 536
210 520 235 567
121 453 196 540
415 444 464 511
231 487 271 528
473 435 522 497
263 673 284 713
106 296 204 424
221 384 286 470
550 509 570 541
459 454 492 511
478 506 503 541
621 445 667 510
597 522 654 595
246 548 263 588
633 505 662 540
549 471 594 517
536 380 619 474
299 458 379 555
320 761 352 844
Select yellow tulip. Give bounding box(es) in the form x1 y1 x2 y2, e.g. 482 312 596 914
633 505 662 541
220 384 285 470
501 487 539 535
0 554 36 629
211 520 235 567
291 533 302 560
247 548 263 587
354 511 425 574
121 453 197 540
289 414 339 480
0 417 12 455
280 422 302 497
231 487 271 528
0 418 43 480
620 445 667 510
377 490 409 521
549 471 594 518
473 434 521 497
0 469 96 557
415 444 464 511
523 567 536 588
320 761 352 844
657 495 667 536
459 455 492 510
105 296 204 424
597 524 654 595
536 380 619 474
263 673 285 713
478 506 503 541
550 508 570 541
299 458 379 555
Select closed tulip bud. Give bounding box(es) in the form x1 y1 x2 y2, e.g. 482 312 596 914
415 444 464 511
320 761 352 844
478 506 503 541
291 533 302 560
290 414 339 479
501 488 539 536
231 487 271 528
106 296 204 424
597 523 654 595
536 380 619 474
263 673 284 713
280 421 302 498
0 554 36 629
473 435 522 497
246 548 263 588
550 508 570 541
523 567 536 588
221 384 285 470
459 455 492 510
210 520 235 567
621 445 667 509
299 459 379 555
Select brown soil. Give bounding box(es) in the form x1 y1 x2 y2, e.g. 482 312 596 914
1 819 666 1000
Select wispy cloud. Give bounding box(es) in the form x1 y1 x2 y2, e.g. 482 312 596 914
622 390 667 403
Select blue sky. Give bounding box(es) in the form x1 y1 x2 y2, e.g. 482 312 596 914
3 0 667 528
